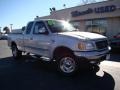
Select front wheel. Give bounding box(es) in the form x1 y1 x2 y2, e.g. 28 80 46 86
11 45 22 59
56 53 78 76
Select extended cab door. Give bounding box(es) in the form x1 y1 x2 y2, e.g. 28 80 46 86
23 21 34 52
30 21 51 58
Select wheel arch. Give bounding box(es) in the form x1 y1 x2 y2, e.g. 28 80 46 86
53 46 74 59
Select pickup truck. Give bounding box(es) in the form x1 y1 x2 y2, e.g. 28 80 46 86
8 19 110 75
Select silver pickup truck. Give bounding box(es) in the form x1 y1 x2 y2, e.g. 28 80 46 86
8 19 110 75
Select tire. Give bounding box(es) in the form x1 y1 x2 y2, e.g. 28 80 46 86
56 53 78 76
11 45 22 59
88 64 100 73
91 64 100 72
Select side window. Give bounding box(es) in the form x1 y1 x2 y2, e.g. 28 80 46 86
33 21 47 34
26 22 33 34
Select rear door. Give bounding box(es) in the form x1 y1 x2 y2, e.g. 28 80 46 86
23 21 34 52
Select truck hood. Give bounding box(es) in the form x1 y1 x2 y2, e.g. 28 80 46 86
57 31 106 40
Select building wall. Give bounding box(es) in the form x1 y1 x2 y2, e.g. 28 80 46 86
79 21 86 31
107 17 120 38
38 0 120 20
69 0 120 21
36 0 120 38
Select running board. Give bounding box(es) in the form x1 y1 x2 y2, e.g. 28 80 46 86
30 54 51 61
40 57 51 61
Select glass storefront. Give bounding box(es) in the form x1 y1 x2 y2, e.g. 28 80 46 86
70 21 81 29
85 19 107 36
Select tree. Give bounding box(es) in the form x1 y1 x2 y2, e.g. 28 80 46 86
3 26 10 34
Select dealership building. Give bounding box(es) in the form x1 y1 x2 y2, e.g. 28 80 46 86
36 0 120 39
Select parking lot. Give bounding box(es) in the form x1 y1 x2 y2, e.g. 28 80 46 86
0 40 120 90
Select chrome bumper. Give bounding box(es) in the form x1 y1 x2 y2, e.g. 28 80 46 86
74 48 110 60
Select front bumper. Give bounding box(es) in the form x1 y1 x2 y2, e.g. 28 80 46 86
74 48 110 60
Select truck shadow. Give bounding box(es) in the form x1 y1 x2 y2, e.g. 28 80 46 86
110 48 120 62
0 56 115 90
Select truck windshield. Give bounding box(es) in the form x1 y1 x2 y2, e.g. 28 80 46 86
46 20 77 33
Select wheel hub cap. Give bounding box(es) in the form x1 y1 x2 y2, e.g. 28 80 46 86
60 57 75 73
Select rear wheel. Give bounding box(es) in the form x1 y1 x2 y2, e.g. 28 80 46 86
12 45 22 59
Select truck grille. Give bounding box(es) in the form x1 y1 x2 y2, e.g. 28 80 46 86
95 40 108 50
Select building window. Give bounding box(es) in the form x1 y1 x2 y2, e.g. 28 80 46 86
70 21 80 29
85 19 107 36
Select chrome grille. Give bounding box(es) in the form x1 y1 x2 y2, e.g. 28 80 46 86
95 40 108 50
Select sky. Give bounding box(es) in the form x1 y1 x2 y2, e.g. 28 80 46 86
0 0 104 30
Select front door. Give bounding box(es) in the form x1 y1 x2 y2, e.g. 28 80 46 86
30 21 51 58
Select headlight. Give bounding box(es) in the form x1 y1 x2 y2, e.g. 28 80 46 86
78 42 95 51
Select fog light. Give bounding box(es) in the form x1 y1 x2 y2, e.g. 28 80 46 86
90 61 96 64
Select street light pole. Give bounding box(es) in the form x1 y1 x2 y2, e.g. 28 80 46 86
0 27 1 34
10 24 13 32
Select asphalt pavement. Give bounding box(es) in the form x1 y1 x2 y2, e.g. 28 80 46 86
0 40 120 90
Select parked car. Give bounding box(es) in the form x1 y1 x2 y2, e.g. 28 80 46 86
110 33 120 48
0 34 8 40
8 19 110 75
113 33 120 39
